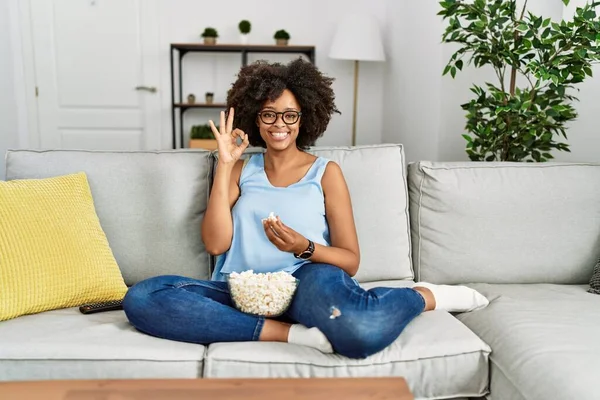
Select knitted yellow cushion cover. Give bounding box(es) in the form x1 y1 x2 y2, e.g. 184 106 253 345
0 172 128 321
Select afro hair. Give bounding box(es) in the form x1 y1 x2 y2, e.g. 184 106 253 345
226 58 340 150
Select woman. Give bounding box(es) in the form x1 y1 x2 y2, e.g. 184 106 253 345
123 58 488 359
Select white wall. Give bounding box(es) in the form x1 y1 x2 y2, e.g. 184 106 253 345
385 0 600 163
383 0 443 162
157 0 387 148
0 0 19 179
2 0 386 154
3 0 598 161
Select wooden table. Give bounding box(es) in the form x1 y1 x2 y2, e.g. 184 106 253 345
0 377 413 399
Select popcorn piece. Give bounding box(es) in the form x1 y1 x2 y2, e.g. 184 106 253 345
261 212 278 224
228 270 298 317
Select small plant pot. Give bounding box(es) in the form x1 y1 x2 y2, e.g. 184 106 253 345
240 34 249 45
276 39 288 46
189 139 218 150
187 94 196 104
205 94 214 104
203 37 216 45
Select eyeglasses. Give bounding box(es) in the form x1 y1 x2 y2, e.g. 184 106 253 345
257 110 302 125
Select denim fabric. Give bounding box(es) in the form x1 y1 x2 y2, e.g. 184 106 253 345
123 263 425 359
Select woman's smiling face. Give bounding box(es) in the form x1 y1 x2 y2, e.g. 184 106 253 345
257 89 302 151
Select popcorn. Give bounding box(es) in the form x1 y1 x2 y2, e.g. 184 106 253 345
261 212 278 223
228 270 298 317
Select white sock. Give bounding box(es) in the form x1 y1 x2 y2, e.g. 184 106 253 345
287 324 334 353
414 282 489 313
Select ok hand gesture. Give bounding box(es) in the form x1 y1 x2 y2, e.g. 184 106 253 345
209 107 249 165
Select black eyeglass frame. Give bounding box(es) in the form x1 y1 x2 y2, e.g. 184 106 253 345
257 110 302 125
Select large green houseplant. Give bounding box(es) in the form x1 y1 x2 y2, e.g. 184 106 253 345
439 0 600 162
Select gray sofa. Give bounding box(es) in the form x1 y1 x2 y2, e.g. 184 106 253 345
1 144 599 400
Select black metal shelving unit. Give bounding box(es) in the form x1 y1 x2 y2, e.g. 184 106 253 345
169 43 316 149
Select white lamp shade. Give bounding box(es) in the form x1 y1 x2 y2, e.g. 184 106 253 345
329 13 386 62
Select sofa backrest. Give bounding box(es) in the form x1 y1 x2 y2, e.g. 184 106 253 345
5 145 415 286
408 161 600 284
5 149 213 286
213 144 414 283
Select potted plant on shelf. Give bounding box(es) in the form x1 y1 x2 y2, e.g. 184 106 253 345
439 0 600 162
274 29 290 45
205 92 214 104
187 93 196 104
190 124 217 150
239 20 251 44
201 27 218 45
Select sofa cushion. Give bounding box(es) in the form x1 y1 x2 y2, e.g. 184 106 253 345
588 257 600 294
0 307 205 381
5 149 213 285
456 283 600 400
205 309 491 399
214 144 414 282
0 172 128 322
408 161 600 284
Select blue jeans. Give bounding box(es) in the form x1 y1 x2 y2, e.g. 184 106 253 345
123 263 425 359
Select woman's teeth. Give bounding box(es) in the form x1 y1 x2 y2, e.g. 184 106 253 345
271 132 288 139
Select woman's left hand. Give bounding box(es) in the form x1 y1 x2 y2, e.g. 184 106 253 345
263 216 309 254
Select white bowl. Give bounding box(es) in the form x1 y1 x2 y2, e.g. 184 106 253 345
227 271 299 317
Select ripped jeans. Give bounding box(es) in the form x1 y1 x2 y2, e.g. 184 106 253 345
123 263 425 359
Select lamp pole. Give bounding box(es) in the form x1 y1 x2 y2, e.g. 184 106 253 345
352 60 359 146
329 13 385 147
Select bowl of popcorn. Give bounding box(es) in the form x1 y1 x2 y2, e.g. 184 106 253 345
227 270 299 317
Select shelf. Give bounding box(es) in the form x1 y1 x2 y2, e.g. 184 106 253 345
171 43 315 56
174 103 227 111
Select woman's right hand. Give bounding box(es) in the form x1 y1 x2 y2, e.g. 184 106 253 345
209 107 249 165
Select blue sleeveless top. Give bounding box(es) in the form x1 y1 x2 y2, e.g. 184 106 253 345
211 152 331 281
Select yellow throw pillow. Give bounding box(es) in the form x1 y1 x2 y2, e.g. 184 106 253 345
0 172 128 321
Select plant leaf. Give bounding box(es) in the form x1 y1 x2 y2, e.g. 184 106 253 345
438 0 586 162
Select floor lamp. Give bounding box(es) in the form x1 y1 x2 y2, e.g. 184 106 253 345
329 14 386 146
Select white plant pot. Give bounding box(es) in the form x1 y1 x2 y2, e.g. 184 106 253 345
240 34 249 45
